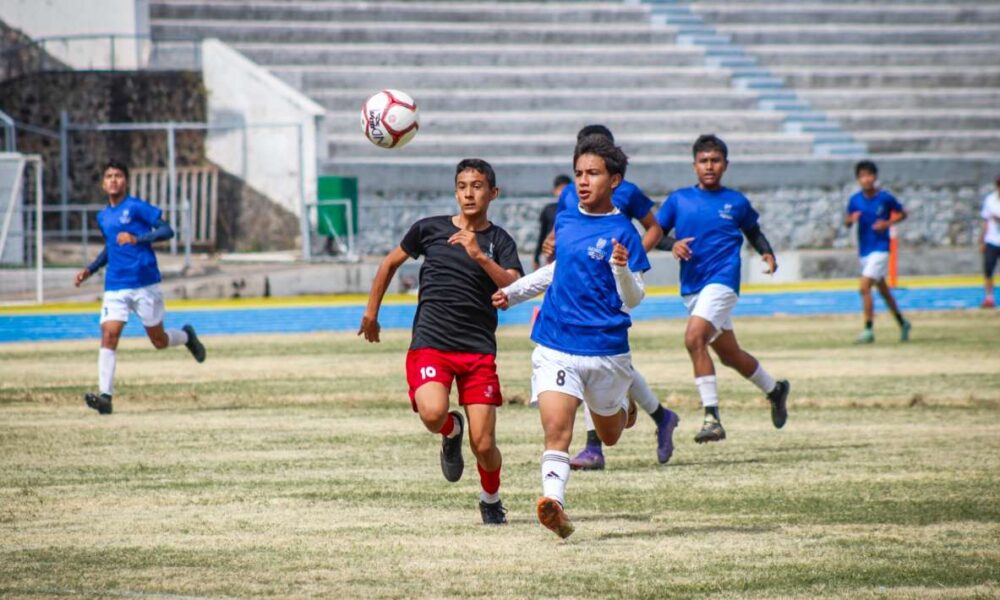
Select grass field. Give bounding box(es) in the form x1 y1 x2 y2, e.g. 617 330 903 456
1 311 998 598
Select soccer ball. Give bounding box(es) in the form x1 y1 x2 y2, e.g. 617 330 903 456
360 89 419 149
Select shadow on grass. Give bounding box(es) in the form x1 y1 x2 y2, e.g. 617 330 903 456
596 523 780 540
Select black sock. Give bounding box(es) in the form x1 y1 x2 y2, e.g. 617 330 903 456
865 320 873 330
893 312 905 327
649 405 665 424
586 429 602 448
704 406 720 421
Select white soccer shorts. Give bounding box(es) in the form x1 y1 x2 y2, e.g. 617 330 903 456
100 283 166 328
683 283 738 342
530 345 633 417
860 251 890 281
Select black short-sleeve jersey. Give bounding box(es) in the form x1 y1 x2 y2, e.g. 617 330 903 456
400 215 523 355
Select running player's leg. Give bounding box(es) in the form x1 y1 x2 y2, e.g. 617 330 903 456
630 368 680 463
136 284 206 360
86 290 130 414
580 353 635 447
857 273 876 343
684 315 725 443
874 278 910 341
569 404 605 471
407 349 464 482
457 353 506 524
537 390 577 539
710 329 788 428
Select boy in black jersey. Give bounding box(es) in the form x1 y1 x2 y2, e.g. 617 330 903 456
359 159 524 525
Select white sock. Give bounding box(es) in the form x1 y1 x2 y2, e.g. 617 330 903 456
99 348 116 396
446 414 462 439
166 328 189 348
583 403 595 432
748 364 777 395
629 369 660 414
480 490 500 504
694 375 719 408
541 450 570 507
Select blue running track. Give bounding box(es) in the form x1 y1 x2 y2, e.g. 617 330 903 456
0 286 985 344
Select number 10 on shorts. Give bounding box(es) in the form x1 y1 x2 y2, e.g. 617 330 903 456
420 366 437 380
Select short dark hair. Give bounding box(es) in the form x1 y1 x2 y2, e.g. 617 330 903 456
574 134 628 179
855 160 878 177
576 124 614 143
692 134 728 161
102 159 129 180
455 158 496 188
552 174 572 189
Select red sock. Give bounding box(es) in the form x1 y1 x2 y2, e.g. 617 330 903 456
438 413 455 437
477 462 501 496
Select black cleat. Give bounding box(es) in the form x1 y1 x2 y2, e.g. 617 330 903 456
182 324 206 363
768 380 789 429
694 416 726 444
479 499 508 525
84 392 113 415
440 411 464 482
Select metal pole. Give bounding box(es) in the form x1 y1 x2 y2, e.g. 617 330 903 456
297 123 310 261
59 111 69 238
167 123 178 255
345 199 355 259
182 199 191 270
110 34 116 70
35 158 43 304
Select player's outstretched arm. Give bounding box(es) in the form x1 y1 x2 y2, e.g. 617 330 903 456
359 246 409 343
493 262 555 309
75 247 108 287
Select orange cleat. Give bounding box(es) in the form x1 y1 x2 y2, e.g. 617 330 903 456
536 496 575 539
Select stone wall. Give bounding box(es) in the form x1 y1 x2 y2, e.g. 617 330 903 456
215 167 299 252
0 19 68 80
0 70 206 210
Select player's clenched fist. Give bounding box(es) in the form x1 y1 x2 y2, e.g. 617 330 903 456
357 313 381 343
491 289 510 310
610 238 628 267
447 230 483 260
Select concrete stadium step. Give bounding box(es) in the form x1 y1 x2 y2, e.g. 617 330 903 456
271 65 732 92
825 110 1000 132
326 110 787 136
750 45 1000 68
324 132 815 160
311 88 762 112
799 89 1000 111
692 4 1000 25
716 24 1000 45
150 19 674 45
151 1 652 24
771 67 1000 89
856 130 1000 154
680 0 1000 5
229 43 706 68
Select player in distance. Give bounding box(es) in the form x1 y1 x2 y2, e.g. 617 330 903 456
359 159 523 526
74 160 205 415
494 135 649 539
542 124 679 471
657 134 789 444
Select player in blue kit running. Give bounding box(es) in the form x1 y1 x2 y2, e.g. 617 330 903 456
543 125 679 471
74 161 205 415
845 160 911 343
493 135 650 538
657 135 789 443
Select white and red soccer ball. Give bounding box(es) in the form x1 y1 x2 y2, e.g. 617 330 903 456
360 89 419 149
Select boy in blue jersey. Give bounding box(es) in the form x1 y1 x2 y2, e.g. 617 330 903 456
845 160 911 343
543 124 679 471
74 161 205 415
493 135 650 538
657 135 789 443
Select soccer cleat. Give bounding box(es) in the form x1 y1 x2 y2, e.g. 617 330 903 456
479 499 508 525
440 411 464 482
694 416 726 444
625 398 638 429
899 320 911 342
536 496 574 539
982 297 996 309
569 445 605 471
182 324 206 363
656 409 680 464
84 392 113 415
854 329 874 344
768 380 790 429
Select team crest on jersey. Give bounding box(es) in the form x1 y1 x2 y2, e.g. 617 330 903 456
119 208 132 225
587 237 608 260
718 203 734 220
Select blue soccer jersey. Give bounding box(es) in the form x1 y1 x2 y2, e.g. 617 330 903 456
531 207 651 356
656 186 759 296
557 178 654 222
846 190 903 257
96 196 164 291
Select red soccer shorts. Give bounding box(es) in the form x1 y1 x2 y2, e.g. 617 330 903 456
405 348 503 411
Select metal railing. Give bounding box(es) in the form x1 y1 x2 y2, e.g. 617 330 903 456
1 33 202 77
